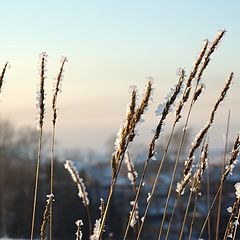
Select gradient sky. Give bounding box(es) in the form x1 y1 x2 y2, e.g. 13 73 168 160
0 1 240 152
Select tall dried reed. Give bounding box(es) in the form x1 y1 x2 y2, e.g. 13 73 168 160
166 72 233 240
97 81 153 240
124 70 185 240
160 31 226 239
30 52 47 240
21 30 240 240
157 37 211 240
49 56 67 240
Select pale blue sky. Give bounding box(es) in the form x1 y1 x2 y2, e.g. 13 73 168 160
0 1 239 152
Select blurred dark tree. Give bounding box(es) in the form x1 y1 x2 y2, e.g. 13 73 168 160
0 118 236 240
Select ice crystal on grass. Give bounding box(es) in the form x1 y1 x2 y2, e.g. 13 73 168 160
64 160 89 206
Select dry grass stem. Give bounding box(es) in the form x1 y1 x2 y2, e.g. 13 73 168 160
191 143 209 196
215 110 231 240
221 134 240 182
175 40 208 123
193 83 205 103
207 154 211 240
125 151 139 236
111 88 137 179
159 33 226 240
98 81 152 240
156 39 211 239
128 80 152 142
90 199 105 240
37 52 47 130
224 201 240 239
149 69 185 158
50 56 67 240
165 73 233 240
40 194 54 240
30 52 47 240
223 183 240 239
178 143 208 240
52 56 67 125
7 30 238 240
124 72 184 240
177 72 233 196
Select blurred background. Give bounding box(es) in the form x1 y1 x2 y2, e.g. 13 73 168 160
0 119 238 239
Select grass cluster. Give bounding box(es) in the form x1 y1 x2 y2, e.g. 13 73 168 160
1 30 240 240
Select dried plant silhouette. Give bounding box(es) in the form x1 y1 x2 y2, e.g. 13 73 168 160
30 52 47 240
1 29 239 240
28 30 240 240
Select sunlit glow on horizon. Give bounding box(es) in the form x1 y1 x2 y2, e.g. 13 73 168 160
0 1 240 152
